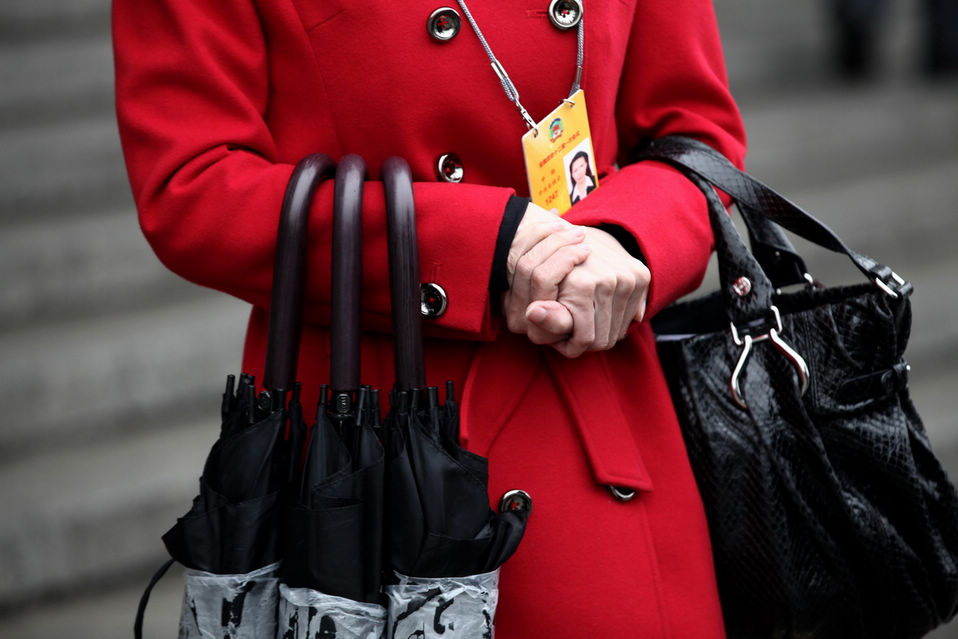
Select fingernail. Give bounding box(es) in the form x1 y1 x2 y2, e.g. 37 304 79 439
526 306 548 323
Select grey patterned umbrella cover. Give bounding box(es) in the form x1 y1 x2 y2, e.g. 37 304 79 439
177 562 281 639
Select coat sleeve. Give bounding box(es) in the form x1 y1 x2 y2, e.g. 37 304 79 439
562 0 747 319
112 0 511 340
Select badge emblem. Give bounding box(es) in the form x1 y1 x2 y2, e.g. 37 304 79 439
549 117 563 141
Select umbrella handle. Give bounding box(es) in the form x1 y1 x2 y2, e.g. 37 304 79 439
383 156 426 391
330 154 367 398
263 153 337 400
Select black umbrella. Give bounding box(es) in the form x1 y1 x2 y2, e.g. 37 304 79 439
133 153 337 639
277 154 388 637
380 157 531 637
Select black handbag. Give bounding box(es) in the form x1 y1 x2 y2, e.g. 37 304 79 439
636 136 958 639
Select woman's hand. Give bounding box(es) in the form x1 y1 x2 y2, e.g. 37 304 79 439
540 226 650 358
501 203 592 344
501 204 650 357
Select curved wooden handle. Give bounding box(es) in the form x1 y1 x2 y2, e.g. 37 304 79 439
330 154 366 394
383 156 425 391
263 153 336 394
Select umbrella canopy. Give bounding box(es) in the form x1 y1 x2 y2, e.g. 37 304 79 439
160 372 289 575
381 156 530 580
281 154 386 606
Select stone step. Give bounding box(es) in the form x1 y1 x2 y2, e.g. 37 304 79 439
716 0 830 93
739 79 958 193
0 114 130 222
0 414 214 609
771 155 958 303
0 0 108 42
0 35 114 127
0 205 200 331
716 0 923 95
0 559 188 639
0 294 249 458
782 157 958 265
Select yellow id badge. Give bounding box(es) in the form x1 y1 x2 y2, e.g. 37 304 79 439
522 89 598 216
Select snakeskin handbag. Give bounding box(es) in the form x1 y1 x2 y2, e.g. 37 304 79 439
636 136 958 639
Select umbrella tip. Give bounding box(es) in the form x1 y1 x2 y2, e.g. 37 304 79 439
354 387 368 427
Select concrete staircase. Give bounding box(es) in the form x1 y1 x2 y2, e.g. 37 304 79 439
0 0 250 620
0 0 956 637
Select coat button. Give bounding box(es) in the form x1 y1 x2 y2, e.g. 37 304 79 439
436 153 464 183
499 489 533 515
548 0 583 30
427 7 461 41
420 282 448 318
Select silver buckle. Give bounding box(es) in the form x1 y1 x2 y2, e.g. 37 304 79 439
729 305 810 409
874 271 907 298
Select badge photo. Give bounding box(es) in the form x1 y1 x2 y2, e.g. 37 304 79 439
565 143 597 206
522 89 598 215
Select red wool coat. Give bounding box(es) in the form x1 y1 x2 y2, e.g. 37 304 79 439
114 0 746 636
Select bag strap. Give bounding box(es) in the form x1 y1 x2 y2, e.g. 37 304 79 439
383 156 426 391
634 136 912 302
652 141 810 289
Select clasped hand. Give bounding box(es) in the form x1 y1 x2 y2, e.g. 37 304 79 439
501 202 650 358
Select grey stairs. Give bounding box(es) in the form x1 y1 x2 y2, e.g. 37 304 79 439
0 0 956 637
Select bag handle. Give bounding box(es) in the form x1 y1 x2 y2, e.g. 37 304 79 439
643 140 810 289
263 154 336 405
634 136 912 313
330 155 367 401
383 156 426 391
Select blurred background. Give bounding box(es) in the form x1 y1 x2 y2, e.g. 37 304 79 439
0 0 955 636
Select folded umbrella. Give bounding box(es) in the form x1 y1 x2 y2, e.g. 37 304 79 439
134 153 337 639
380 156 531 638
277 154 388 638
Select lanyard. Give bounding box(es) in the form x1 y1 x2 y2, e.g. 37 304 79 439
455 0 585 131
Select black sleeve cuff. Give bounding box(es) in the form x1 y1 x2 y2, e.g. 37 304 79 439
598 223 647 264
489 195 529 293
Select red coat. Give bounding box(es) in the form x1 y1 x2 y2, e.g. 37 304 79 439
114 1 746 636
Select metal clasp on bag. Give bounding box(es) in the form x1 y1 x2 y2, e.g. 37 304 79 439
729 305 810 410
874 271 910 298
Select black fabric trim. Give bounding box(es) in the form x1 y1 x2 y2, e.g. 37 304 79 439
489 195 529 293
598 223 647 264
